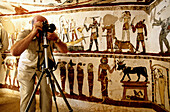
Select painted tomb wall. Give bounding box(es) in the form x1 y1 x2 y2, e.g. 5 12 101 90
0 0 169 111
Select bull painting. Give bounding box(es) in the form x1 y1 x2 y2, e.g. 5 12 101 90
117 61 148 82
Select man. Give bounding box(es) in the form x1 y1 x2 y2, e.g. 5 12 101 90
0 25 9 76
10 15 68 112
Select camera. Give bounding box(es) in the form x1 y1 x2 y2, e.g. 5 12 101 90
42 21 56 33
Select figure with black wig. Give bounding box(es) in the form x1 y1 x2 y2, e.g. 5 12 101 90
98 57 116 102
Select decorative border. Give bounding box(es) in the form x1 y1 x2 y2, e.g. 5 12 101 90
53 52 170 62
2 5 147 19
3 52 170 62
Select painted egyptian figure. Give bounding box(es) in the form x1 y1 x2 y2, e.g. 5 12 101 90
70 19 78 42
87 63 94 97
58 59 67 93
102 24 115 52
131 19 147 53
77 62 85 96
98 57 116 102
84 17 100 51
4 58 14 86
152 17 170 54
60 17 69 42
119 11 131 42
67 59 76 95
13 57 20 88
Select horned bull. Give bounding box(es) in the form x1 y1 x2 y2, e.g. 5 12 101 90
117 61 148 82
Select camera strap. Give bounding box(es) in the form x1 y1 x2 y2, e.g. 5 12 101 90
37 31 43 71
49 42 57 71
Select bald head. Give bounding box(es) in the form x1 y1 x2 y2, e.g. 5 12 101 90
32 15 47 27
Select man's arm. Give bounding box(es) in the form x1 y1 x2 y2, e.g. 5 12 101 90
47 32 68 53
54 38 68 53
10 31 36 56
11 21 43 56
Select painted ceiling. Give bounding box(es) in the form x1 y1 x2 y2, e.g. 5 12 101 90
0 0 159 15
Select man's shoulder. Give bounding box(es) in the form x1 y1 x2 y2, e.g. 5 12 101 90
16 29 32 41
18 29 32 37
21 29 32 34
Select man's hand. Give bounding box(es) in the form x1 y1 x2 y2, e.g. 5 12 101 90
47 31 68 53
32 21 43 36
47 32 59 42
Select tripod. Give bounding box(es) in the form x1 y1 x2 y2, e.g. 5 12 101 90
25 24 73 112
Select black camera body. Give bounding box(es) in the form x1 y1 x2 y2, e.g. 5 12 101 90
42 21 56 33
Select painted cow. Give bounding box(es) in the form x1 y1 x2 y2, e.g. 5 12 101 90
117 61 148 82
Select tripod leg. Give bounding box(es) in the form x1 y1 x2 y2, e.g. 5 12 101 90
49 70 73 112
47 70 59 112
25 70 46 112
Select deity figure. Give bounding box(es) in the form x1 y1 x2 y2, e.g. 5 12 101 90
152 17 170 54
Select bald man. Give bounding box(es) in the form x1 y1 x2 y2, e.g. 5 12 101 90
11 15 68 112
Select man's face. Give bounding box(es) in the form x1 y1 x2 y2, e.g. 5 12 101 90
34 17 48 37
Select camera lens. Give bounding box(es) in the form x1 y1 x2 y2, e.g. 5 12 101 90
48 24 56 33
